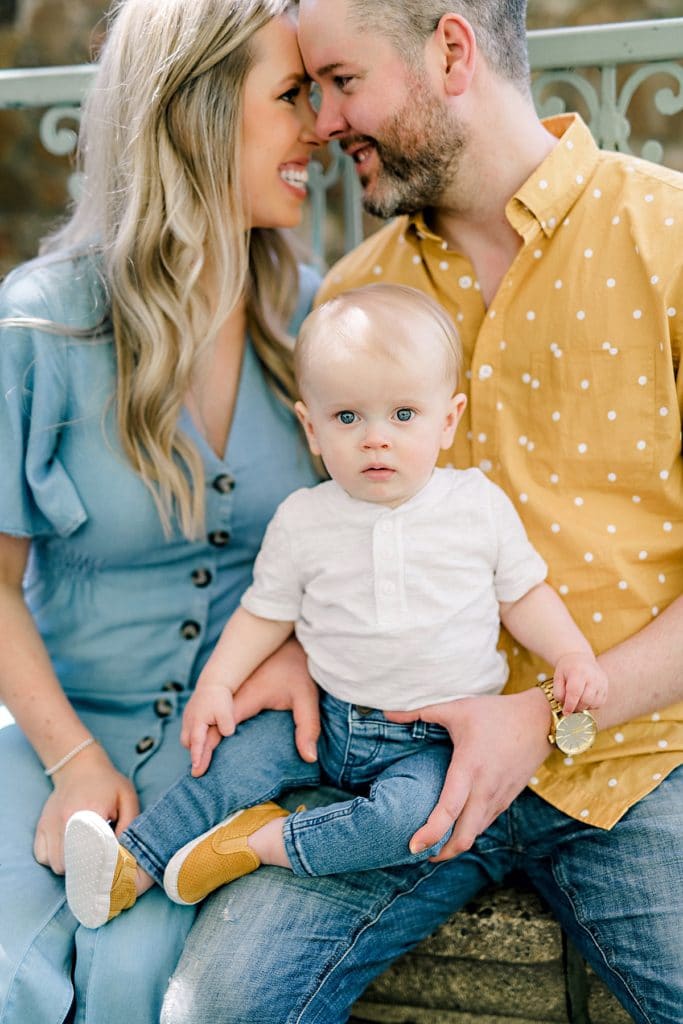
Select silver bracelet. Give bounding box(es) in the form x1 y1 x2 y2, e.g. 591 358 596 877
44 737 96 777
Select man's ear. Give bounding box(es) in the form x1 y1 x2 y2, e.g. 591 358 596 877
432 13 477 97
295 400 322 456
441 391 468 449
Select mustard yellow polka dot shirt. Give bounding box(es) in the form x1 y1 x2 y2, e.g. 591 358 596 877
318 113 683 830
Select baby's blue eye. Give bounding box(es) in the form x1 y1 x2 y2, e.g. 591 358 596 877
395 408 414 422
337 410 357 425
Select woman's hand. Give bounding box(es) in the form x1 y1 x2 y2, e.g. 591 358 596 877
33 742 139 875
232 637 320 763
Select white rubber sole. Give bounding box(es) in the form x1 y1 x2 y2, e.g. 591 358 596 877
64 810 119 929
163 809 246 905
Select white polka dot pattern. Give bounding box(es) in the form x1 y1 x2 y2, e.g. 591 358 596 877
316 111 683 832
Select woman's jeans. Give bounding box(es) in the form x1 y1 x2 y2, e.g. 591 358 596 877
122 693 454 881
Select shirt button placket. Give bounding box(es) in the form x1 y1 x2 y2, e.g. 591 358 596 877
207 469 234 548
373 516 403 625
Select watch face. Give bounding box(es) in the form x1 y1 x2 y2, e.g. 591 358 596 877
555 711 597 756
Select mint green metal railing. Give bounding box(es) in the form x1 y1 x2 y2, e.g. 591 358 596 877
0 18 682 266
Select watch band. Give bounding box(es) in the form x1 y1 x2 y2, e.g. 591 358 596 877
537 676 563 730
537 677 562 711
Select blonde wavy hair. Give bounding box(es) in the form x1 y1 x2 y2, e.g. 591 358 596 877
45 0 302 537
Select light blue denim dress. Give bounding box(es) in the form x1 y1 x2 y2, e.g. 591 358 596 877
0 252 320 1024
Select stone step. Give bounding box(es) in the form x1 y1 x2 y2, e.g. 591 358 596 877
350 881 634 1024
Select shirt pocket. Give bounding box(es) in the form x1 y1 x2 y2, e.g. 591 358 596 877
531 345 656 489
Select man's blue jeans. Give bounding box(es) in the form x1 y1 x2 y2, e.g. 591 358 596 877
122 694 454 880
153 711 682 1024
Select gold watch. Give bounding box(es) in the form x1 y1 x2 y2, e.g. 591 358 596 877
537 677 597 756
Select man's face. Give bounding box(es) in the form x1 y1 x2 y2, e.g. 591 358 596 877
298 0 465 218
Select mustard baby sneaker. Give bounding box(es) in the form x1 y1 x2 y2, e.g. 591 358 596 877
65 810 138 928
163 801 289 905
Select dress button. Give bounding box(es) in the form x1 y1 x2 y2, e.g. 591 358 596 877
154 698 174 718
180 620 201 640
208 530 231 547
163 681 184 692
212 473 235 494
136 736 154 754
191 568 213 587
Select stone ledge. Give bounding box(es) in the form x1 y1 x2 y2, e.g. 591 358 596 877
351 881 634 1024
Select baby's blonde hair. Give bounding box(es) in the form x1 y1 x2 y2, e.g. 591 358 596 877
295 284 462 399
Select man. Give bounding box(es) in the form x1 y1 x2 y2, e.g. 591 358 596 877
162 4 682 1022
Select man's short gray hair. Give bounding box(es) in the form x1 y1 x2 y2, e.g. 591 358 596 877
348 0 530 89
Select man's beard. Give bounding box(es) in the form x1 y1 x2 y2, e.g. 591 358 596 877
349 78 466 219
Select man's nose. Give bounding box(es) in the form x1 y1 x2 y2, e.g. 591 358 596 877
315 90 348 141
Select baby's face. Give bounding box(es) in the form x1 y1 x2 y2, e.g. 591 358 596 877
296 329 466 508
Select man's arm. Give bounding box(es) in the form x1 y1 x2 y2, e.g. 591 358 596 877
389 593 683 860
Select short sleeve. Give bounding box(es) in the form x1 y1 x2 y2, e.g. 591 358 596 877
0 266 88 538
488 482 547 603
240 499 303 622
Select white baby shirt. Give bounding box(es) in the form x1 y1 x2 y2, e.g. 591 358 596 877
241 468 547 711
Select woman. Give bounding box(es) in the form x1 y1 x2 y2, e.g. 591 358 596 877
0 0 322 1019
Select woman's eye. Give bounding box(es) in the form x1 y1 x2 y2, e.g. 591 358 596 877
280 86 301 104
395 408 414 422
337 411 358 425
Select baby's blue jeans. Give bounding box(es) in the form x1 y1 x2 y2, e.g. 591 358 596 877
122 692 453 881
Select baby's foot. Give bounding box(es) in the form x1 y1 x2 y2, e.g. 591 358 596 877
65 810 138 928
163 801 289 906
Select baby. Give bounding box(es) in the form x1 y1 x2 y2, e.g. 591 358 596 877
65 284 607 927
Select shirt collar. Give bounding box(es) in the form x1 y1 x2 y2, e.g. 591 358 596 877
326 468 454 520
508 113 599 239
406 113 599 246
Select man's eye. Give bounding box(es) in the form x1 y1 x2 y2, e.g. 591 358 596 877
395 408 414 422
333 75 354 91
337 410 358 425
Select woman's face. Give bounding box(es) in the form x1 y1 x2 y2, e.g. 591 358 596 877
241 14 320 229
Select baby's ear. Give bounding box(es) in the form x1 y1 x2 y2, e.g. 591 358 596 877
295 400 322 456
441 391 468 448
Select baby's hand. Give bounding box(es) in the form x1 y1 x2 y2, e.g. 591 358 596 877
181 681 236 775
553 653 608 715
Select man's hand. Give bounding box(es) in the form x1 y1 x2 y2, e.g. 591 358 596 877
34 743 139 874
233 637 320 763
181 684 236 776
385 688 552 860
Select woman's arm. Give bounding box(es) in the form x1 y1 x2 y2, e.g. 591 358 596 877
0 532 139 873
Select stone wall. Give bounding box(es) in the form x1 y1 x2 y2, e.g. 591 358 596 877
1 0 682 275
349 881 634 1023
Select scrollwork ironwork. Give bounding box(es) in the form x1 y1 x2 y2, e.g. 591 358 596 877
616 62 683 162
532 60 683 161
39 104 82 199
